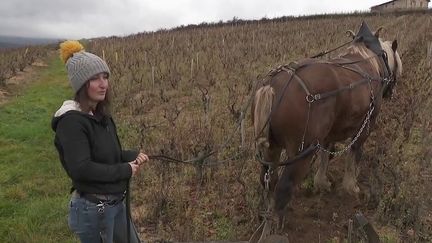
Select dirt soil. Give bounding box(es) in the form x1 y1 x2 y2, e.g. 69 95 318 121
283 158 373 243
0 59 48 105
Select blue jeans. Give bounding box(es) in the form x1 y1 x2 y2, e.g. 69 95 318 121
68 193 141 243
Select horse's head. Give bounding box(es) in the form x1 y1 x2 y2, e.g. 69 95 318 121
347 23 403 99
377 33 403 98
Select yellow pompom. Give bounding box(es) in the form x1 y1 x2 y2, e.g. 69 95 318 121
59 40 85 63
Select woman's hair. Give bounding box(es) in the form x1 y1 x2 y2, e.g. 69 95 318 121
74 81 111 117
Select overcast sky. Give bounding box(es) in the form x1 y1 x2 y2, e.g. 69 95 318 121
0 0 428 39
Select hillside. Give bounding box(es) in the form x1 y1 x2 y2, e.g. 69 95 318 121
0 53 75 242
0 10 430 243
0 36 60 49
84 10 431 242
0 41 24 49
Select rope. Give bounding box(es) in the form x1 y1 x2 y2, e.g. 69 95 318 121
125 179 141 243
147 75 262 167
126 180 131 243
311 39 353 58
256 143 318 167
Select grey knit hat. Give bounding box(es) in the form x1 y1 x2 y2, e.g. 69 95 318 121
65 51 110 92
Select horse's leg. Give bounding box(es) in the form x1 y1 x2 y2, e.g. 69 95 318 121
273 150 315 229
313 149 332 193
342 145 362 196
342 104 379 196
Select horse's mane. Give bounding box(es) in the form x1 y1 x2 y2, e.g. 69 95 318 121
344 42 381 75
341 40 402 78
380 40 403 77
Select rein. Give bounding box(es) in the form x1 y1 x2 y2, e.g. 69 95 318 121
146 73 261 167
256 143 319 167
311 39 353 58
147 40 394 170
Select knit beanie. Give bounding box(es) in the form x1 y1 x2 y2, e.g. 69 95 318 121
59 40 110 93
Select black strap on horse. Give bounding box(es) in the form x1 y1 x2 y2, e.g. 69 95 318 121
254 61 311 140
290 53 389 105
256 143 318 168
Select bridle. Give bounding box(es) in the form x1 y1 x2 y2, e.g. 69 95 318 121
380 50 399 99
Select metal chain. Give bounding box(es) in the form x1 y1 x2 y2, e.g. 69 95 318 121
299 101 312 152
262 167 273 220
366 79 375 134
318 77 375 156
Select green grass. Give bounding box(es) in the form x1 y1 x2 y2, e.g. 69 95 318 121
214 215 235 239
0 56 77 242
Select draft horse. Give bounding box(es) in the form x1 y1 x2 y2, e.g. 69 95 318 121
251 22 403 236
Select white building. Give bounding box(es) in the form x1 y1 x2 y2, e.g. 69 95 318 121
371 0 430 12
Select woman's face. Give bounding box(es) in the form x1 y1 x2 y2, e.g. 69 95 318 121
87 72 109 103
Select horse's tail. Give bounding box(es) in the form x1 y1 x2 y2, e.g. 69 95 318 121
253 85 274 149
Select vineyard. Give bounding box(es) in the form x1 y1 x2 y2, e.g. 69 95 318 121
82 11 432 242
2 10 431 242
0 45 51 86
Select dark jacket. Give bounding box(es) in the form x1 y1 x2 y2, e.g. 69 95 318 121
51 101 137 194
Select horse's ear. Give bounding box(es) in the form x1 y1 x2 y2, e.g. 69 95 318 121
346 30 356 39
392 40 398 52
374 27 384 38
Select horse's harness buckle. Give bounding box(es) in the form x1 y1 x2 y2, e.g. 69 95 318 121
306 94 316 103
383 76 393 85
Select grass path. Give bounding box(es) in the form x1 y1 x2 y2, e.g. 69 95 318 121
0 55 76 242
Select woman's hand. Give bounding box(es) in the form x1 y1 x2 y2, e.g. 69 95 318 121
128 152 149 177
134 152 149 165
128 161 140 177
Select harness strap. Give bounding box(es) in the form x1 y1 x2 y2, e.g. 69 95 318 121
295 75 313 97
281 66 313 96
257 143 318 167
312 78 370 102
254 65 298 141
275 54 384 104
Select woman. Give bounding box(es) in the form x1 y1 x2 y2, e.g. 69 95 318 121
52 40 147 243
